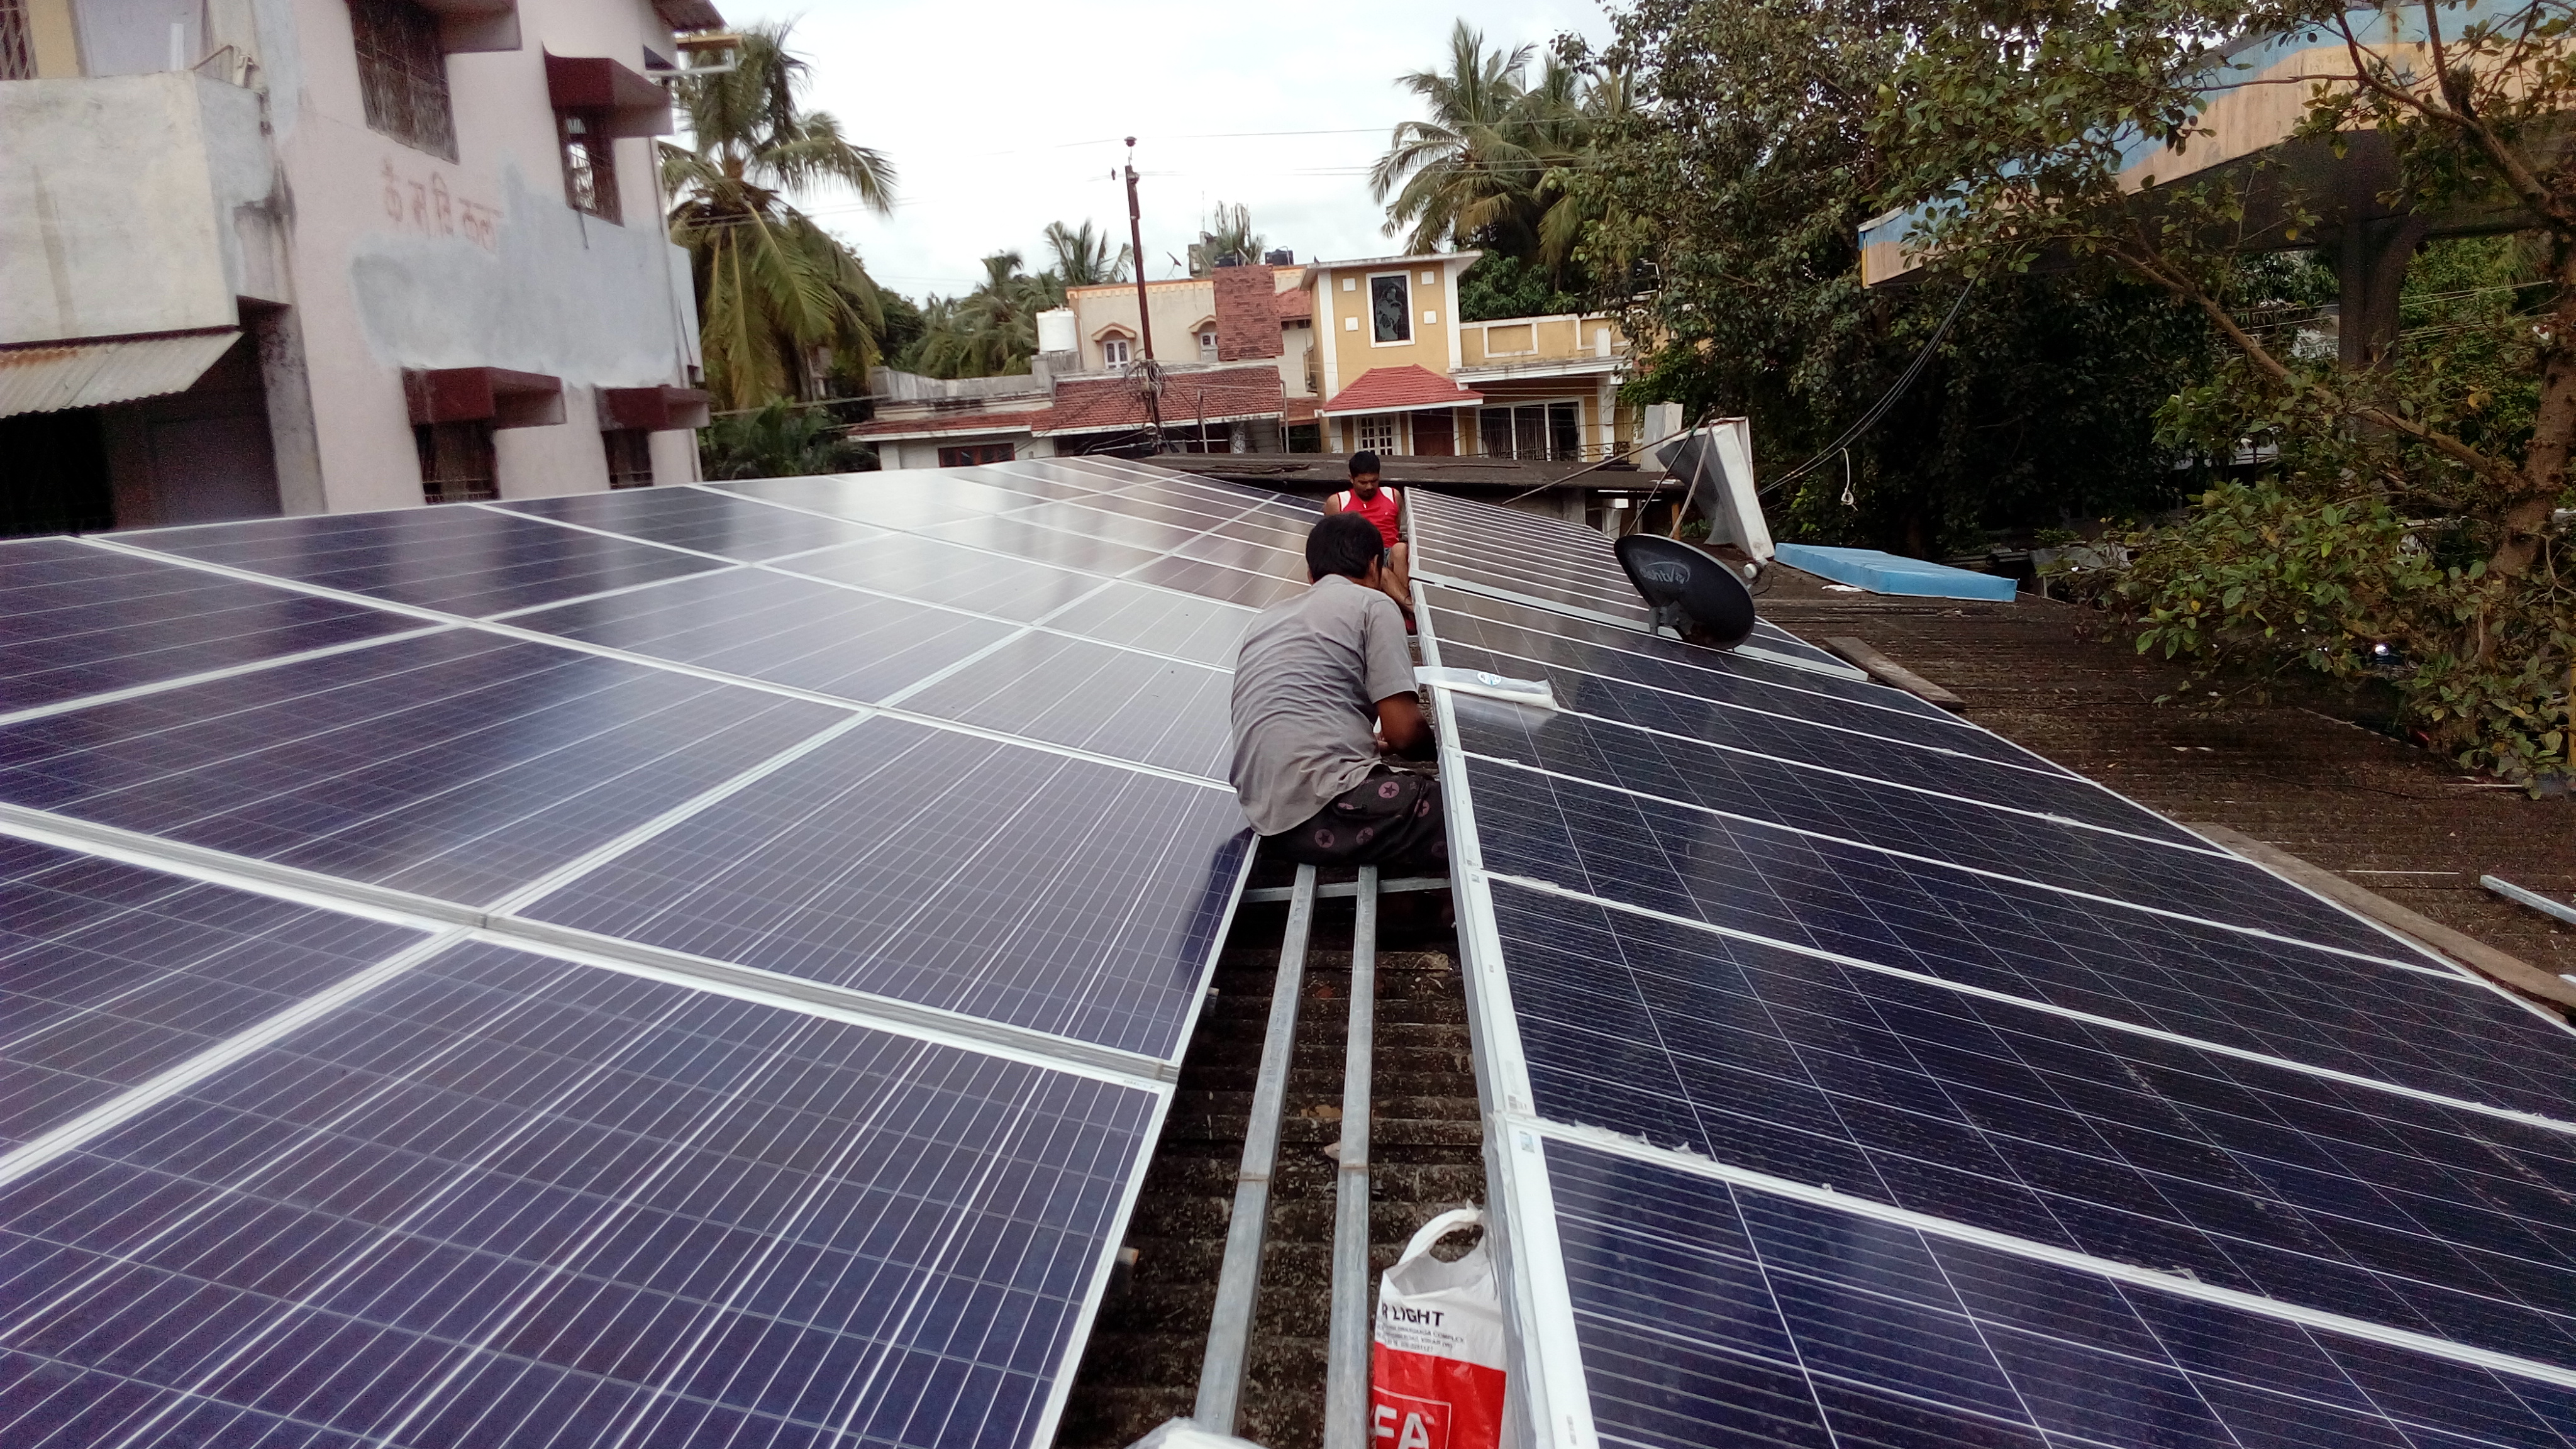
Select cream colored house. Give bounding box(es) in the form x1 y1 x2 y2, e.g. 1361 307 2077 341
1304 251 1634 460
1 0 714 532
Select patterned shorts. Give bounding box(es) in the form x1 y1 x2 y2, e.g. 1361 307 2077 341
1269 765 1448 872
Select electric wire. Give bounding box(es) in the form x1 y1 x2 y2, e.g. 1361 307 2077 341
1758 281 1974 497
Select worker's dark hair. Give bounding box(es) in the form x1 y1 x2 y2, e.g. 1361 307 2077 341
1349 450 1382 477
1306 512 1389 582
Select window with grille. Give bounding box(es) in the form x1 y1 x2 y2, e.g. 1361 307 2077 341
1 0 36 80
1101 336 1131 367
603 428 654 488
1198 329 1219 361
415 421 496 502
352 0 455 160
937 443 1014 467
1357 414 1399 455
558 113 620 221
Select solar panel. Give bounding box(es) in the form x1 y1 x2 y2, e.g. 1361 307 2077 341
492 487 883 560
0 835 427 1148
0 460 1292 1446
1540 1136 2576 1449
1125 553 1307 609
506 566 1017 704
1 939 1159 1449
121 506 730 618
1413 494 2576 1441
517 715 1249 1059
1 537 428 716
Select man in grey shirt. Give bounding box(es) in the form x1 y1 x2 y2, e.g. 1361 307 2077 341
1229 512 1446 870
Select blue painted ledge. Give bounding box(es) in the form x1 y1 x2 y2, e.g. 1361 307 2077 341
1772 543 2019 602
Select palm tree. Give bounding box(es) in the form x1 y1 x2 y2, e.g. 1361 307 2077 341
1043 220 1131 286
1197 202 1266 270
1370 23 1616 280
905 253 1058 378
663 23 896 410
1369 23 1544 258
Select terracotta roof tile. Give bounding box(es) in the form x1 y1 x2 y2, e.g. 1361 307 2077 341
1035 365 1284 437
853 409 1041 440
1318 365 1484 417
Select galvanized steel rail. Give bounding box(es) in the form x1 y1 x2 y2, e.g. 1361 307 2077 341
1323 867 1380 1449
1194 862 1318 1434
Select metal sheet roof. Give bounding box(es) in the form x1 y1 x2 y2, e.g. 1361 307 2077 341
0 328 238 418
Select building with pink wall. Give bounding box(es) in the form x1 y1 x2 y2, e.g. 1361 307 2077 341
0 0 716 533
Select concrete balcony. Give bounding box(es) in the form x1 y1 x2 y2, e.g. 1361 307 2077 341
1 70 284 353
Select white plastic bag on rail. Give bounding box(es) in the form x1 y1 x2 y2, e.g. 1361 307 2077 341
1371 1208 1505 1449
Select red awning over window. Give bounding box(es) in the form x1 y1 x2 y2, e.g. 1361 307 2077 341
543 53 673 137
404 367 565 429
599 386 713 431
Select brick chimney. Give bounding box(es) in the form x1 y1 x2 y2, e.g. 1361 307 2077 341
1213 264 1283 363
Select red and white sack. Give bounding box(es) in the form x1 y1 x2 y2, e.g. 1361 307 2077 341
1370 1208 1506 1449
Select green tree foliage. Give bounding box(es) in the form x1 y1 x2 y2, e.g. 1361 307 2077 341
1880 0 2572 777
1195 202 1267 272
700 399 870 479
1580 0 2209 556
899 252 1063 379
1370 21 1624 279
662 25 894 411
1457 252 1585 321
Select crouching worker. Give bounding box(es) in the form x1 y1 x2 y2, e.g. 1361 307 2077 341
1229 511 1446 871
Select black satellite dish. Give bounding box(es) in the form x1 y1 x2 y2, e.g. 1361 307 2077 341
1616 534 1757 648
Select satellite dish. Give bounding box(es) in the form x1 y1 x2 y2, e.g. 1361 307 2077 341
1616 535 1757 648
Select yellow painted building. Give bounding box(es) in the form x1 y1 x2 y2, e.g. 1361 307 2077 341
1303 251 1635 460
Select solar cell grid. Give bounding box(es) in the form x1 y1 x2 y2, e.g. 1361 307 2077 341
1426 582 1960 728
1425 622 2059 774
1465 758 2576 1121
1205 514 1319 552
0 629 848 906
899 631 1235 779
491 488 882 561
719 475 1040 530
1035 584 1254 667
1173 531 1307 577
1453 700 2411 955
1407 492 1657 623
504 566 1018 705
0 836 426 1148
0 940 1157 1449
918 515 1168 575
519 715 1250 1058
1426 640 2189 845
995 502 1210 554
772 533 1104 621
1542 1137 2576 1449
120 508 727 618
1125 553 1307 609
1494 884 2576 1370
1 539 425 715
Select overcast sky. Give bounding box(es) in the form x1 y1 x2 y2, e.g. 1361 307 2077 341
708 1 1618 301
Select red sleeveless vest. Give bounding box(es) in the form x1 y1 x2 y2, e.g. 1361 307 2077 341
1333 486 1402 548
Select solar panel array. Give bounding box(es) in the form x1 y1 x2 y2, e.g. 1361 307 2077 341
1407 489 2576 1448
0 458 1313 1448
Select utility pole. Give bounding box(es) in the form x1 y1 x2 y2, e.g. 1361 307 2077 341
1123 138 1155 363
1123 136 1163 450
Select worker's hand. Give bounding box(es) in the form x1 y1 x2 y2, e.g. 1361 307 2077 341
1375 693 1432 759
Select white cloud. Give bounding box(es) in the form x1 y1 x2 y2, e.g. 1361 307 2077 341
704 0 1614 299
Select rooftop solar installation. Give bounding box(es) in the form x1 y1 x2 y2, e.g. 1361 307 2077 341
0 458 1301 1447
1409 493 2576 1445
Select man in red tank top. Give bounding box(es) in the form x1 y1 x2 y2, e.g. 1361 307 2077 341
1322 450 1411 614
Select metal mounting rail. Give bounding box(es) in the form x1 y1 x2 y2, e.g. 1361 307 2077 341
1323 867 1380 1449
1196 862 1318 1434
1241 874 1448 904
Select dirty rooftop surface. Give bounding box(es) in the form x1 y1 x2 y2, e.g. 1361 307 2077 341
1756 565 2575 977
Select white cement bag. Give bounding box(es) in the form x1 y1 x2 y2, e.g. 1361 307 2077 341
1371 1208 1506 1449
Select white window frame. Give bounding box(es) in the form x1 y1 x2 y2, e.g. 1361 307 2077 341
1366 271 1413 346
1101 335 1132 367
1356 413 1401 455
1198 328 1220 361
1476 397 1587 460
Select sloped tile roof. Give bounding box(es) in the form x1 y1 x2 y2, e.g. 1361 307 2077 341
1318 364 1485 417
